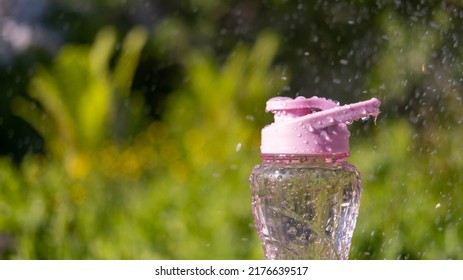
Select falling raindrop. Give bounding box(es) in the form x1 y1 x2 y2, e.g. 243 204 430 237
245 115 255 121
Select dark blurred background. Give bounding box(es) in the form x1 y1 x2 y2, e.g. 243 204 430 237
1 0 463 259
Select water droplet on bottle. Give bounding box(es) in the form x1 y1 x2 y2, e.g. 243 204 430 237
286 227 297 236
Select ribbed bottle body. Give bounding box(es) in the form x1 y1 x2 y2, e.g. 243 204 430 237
250 155 361 260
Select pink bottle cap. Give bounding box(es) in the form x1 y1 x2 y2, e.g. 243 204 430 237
261 96 381 155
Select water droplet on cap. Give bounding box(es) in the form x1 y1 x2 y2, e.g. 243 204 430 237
320 131 331 141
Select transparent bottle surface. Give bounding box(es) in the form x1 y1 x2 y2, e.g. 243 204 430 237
249 154 361 260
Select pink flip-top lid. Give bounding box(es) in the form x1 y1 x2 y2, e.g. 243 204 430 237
261 96 381 155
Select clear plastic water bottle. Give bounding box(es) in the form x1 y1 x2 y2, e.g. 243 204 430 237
250 96 380 260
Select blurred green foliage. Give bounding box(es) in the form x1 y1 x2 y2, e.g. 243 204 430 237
0 26 285 259
13 26 148 157
351 118 463 259
1 0 463 259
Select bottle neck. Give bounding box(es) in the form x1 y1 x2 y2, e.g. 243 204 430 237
260 153 350 164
